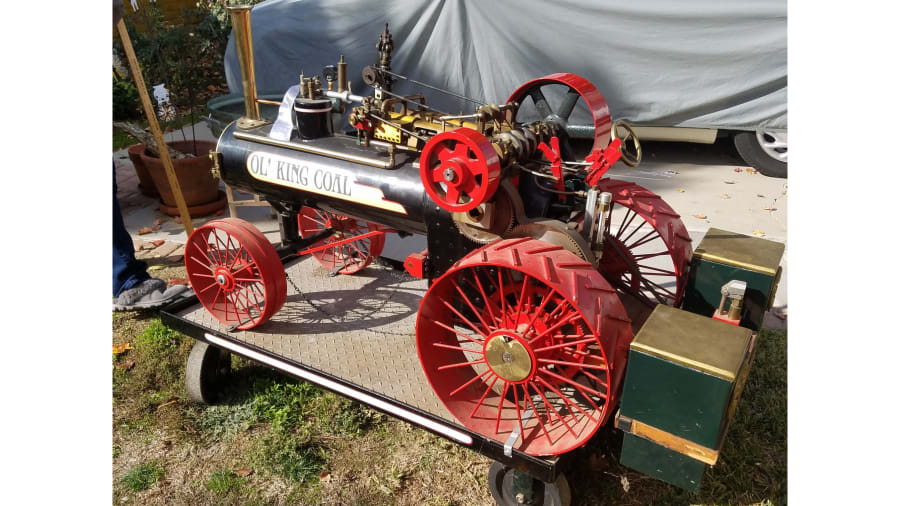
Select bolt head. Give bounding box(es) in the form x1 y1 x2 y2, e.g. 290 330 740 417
216 274 227 286
443 167 457 182
502 351 513 363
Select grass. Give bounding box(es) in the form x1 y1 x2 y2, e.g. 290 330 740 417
205 470 241 495
121 463 165 492
253 429 326 484
111 264 786 504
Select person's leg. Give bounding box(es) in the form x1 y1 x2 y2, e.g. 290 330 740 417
112 162 191 311
113 163 150 297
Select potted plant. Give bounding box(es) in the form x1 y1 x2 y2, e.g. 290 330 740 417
113 2 233 216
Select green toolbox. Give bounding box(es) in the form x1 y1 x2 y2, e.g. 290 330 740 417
681 227 784 330
616 305 755 492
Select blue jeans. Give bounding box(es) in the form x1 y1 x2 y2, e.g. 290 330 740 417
113 164 150 296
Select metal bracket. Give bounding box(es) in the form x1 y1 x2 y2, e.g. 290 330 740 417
504 407 534 457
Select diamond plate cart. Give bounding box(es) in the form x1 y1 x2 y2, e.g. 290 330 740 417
161 253 570 502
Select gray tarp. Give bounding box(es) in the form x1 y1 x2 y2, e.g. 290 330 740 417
225 0 786 132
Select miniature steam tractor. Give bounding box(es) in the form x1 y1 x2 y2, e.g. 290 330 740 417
163 6 784 505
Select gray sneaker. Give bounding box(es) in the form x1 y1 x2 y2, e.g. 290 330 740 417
113 278 191 311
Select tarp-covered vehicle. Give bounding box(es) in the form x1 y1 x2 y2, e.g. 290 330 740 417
214 0 787 177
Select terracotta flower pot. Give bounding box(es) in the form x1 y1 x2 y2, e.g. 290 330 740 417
126 144 159 197
140 140 219 208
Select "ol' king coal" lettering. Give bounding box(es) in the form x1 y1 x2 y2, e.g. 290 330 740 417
246 152 351 197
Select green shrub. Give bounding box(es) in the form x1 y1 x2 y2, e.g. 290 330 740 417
113 77 141 120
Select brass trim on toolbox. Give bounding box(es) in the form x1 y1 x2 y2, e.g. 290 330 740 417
630 341 737 382
630 305 751 382
692 251 779 276
233 130 393 169
615 413 720 466
693 227 784 276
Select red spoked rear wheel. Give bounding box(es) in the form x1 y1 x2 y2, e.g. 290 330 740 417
185 218 286 330
416 238 633 456
594 179 693 307
298 206 385 275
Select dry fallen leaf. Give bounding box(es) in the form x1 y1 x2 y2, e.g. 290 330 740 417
746 168 759 174
168 277 189 285
677 189 686 193
692 214 708 219
757 194 766 198
319 470 332 483
733 167 742 172
115 360 135 371
752 230 766 237
137 227 153 235
174 215 183 224
235 468 253 477
621 475 630 493
720 194 731 199
156 397 178 411
763 206 777 211
153 218 167 227
148 265 165 272
151 239 166 247
112 343 133 354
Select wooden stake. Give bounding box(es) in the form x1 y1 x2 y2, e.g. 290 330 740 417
116 19 194 235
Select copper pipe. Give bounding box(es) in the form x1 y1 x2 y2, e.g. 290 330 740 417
227 5 260 121
257 99 281 106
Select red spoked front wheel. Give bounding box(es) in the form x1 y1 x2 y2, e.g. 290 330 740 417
185 218 286 330
416 238 633 456
298 206 385 275
594 179 693 307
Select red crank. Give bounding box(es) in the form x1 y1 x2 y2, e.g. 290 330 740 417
419 127 502 212
416 237 633 456
593 179 692 307
185 218 286 330
297 207 386 275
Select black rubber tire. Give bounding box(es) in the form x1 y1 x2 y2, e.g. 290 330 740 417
185 341 232 404
733 131 787 178
487 461 571 506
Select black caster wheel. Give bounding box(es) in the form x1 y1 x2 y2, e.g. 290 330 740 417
488 461 571 506
185 340 232 404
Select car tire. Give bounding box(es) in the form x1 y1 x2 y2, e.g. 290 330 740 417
734 131 787 178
